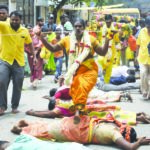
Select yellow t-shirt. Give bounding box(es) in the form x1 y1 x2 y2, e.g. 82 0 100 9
0 21 32 66
137 27 150 64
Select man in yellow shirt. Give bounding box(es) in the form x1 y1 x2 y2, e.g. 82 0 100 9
136 16 150 100
0 11 36 115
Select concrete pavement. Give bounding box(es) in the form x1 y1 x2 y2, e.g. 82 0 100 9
0 75 150 150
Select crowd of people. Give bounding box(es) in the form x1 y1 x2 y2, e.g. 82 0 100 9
0 4 150 150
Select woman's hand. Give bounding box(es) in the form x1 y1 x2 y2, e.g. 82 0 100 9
137 137 150 145
26 109 34 116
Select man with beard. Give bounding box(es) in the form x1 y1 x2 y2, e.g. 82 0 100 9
0 11 36 115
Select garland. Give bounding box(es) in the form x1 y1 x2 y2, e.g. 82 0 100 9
68 31 91 68
64 31 91 85
102 23 116 61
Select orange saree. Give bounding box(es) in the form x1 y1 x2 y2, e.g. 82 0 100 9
69 60 98 106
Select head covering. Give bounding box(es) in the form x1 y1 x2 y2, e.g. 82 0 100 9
64 21 73 31
49 14 54 19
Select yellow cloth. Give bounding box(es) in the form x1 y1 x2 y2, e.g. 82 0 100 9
40 46 51 59
0 22 32 66
0 18 10 52
97 23 117 83
126 47 134 60
137 27 150 64
93 123 122 144
97 56 113 83
58 35 99 53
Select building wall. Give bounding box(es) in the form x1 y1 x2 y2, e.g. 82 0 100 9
8 0 16 13
8 0 49 25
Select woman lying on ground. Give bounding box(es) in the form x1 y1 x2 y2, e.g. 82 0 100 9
11 116 150 150
26 87 150 125
26 96 150 125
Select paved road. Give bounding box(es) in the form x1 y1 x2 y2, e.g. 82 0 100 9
0 75 150 150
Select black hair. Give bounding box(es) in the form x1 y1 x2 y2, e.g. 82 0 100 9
105 14 113 21
122 127 137 143
126 75 136 83
48 97 56 110
49 88 57 97
37 16 43 22
25 24 33 29
74 18 86 28
10 11 22 19
60 14 68 19
127 69 135 76
0 5 8 11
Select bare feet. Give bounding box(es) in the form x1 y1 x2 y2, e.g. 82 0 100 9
32 79 38 88
137 112 150 124
42 95 51 100
74 110 80 124
26 109 34 115
0 108 5 116
11 109 20 114
0 141 10 150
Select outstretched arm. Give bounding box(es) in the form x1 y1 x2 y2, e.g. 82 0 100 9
26 109 60 118
39 34 62 53
115 137 150 150
94 38 110 56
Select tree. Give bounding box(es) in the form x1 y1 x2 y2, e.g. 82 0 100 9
52 0 114 22
52 0 70 22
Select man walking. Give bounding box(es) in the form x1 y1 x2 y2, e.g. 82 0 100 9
0 11 36 115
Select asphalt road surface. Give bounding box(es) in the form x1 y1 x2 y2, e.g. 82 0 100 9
0 75 150 150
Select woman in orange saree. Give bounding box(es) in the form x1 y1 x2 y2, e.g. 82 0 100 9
11 116 150 150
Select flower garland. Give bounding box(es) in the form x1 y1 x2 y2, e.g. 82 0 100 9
68 30 91 68
64 31 91 85
102 23 116 61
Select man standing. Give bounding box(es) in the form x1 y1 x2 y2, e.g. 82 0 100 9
42 14 56 32
0 11 36 115
136 16 150 100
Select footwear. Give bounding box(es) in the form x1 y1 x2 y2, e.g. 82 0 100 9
32 79 38 88
141 93 148 100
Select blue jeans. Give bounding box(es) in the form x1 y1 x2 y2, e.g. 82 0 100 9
54 57 63 79
0 60 24 110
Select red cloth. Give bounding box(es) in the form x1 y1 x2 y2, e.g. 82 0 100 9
128 35 137 51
